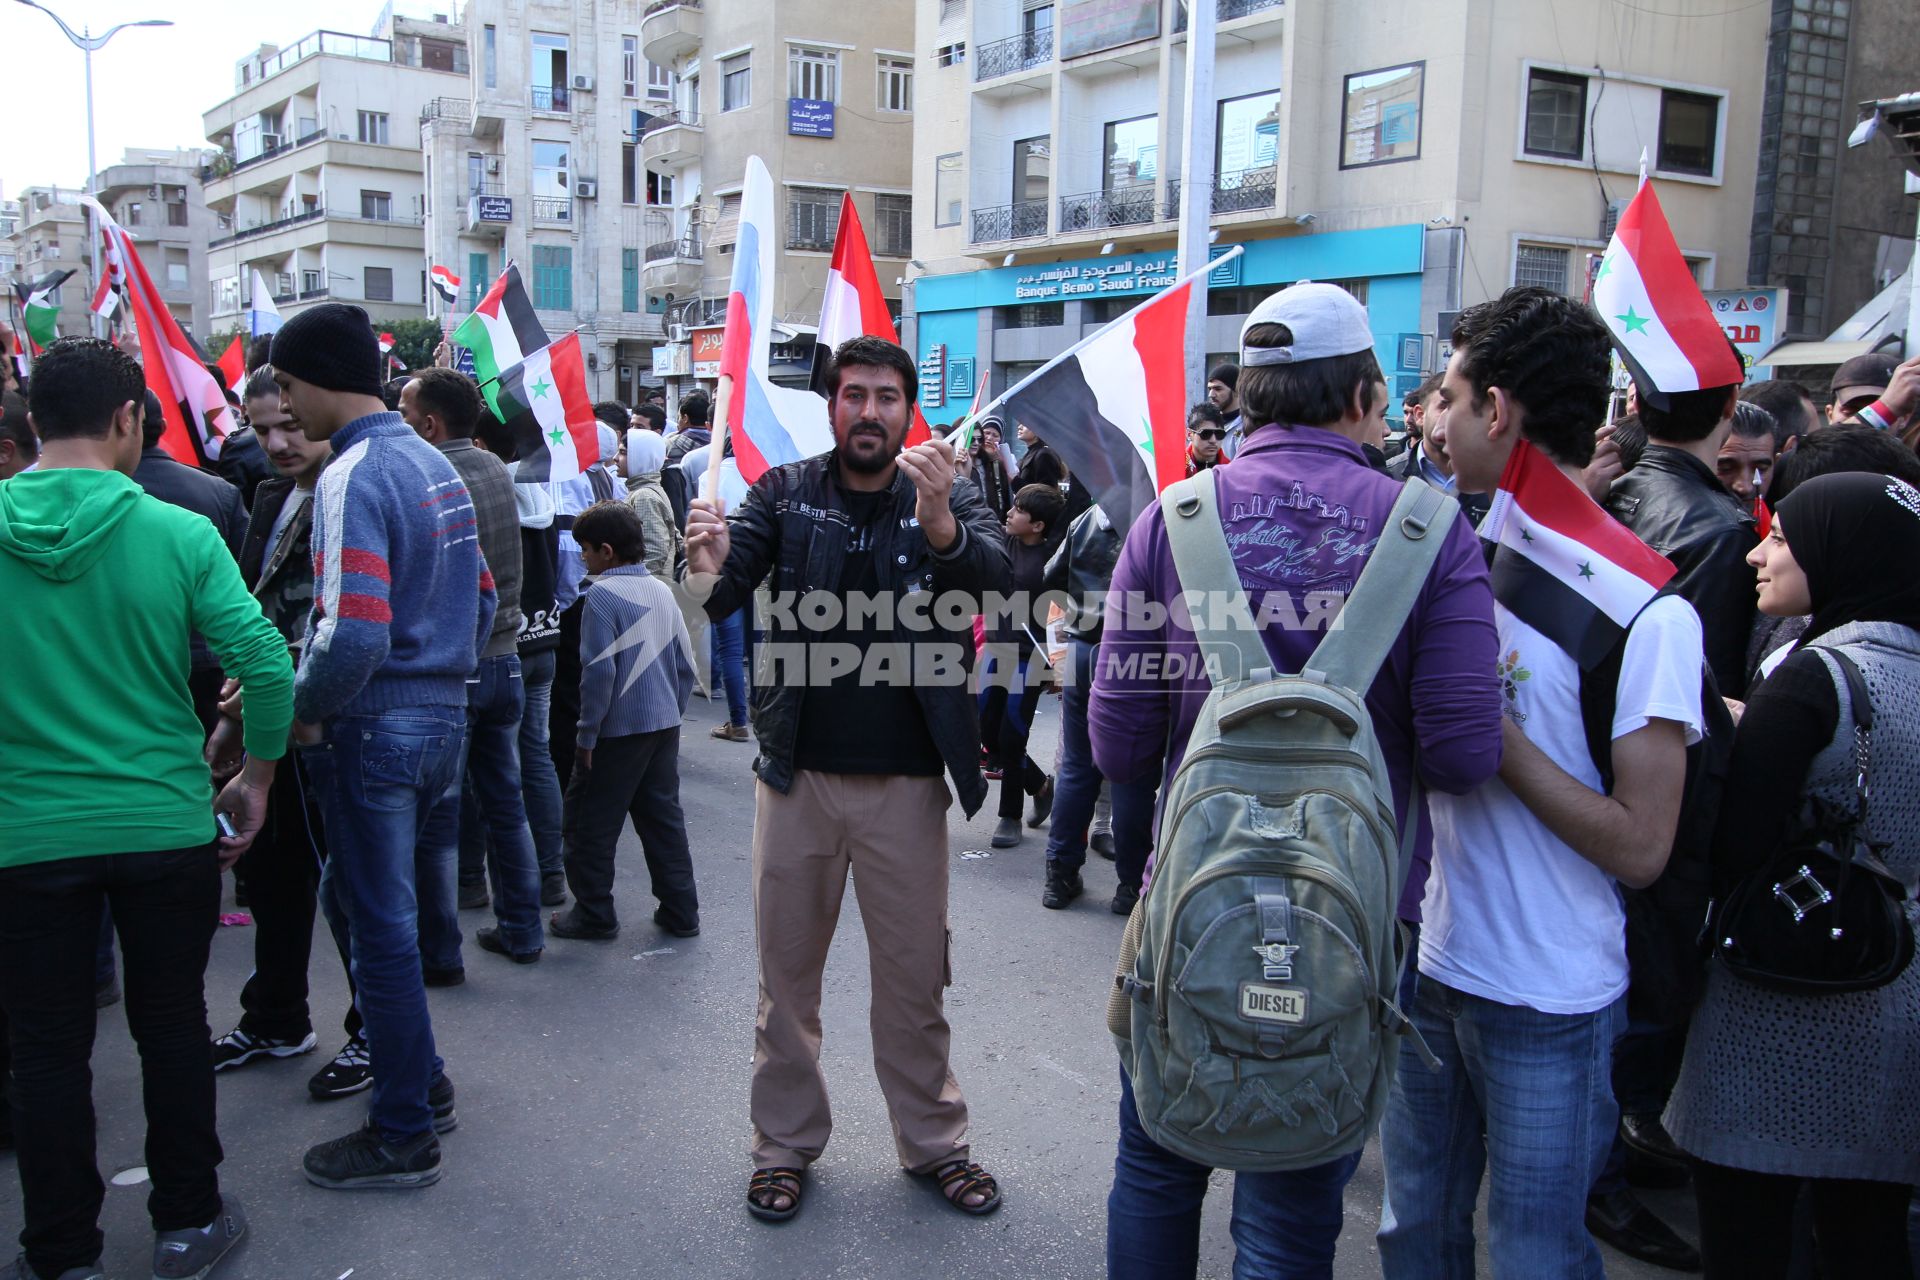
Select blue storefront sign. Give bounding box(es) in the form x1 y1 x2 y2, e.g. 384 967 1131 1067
473 195 513 222
788 98 835 138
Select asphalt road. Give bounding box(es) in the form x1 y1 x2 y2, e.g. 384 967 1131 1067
1 692 1695 1279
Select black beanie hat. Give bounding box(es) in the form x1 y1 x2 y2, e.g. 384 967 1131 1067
1208 362 1239 390
270 303 383 398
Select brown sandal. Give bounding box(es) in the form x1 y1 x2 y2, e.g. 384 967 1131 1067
930 1159 1003 1216
746 1167 803 1222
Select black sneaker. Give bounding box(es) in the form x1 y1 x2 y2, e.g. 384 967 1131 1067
1110 882 1141 915
456 883 490 911
427 1073 457 1135
0 1253 102 1279
990 817 1023 848
652 907 700 938
1028 776 1055 828
1089 831 1117 861
302 1120 441 1190
475 926 541 964
308 1035 372 1100
540 873 568 907
211 1027 317 1072
151 1194 246 1279
422 964 466 988
1042 869 1084 909
550 910 620 941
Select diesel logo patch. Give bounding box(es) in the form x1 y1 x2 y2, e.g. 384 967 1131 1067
1238 982 1308 1025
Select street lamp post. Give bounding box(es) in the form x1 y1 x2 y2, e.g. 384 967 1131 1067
13 0 173 337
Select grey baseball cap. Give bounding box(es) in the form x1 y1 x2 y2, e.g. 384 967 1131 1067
1240 283 1374 367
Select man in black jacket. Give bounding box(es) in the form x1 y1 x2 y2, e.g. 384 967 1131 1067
685 336 1008 1223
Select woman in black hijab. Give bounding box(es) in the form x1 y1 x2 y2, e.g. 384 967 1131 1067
1665 470 1920 1279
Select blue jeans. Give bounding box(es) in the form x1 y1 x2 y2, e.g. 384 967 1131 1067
1045 638 1155 888
711 607 748 727
304 707 464 1143
1108 1066 1361 1279
419 656 546 964
1378 978 1626 1279
458 649 565 885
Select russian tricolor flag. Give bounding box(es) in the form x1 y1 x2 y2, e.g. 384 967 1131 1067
813 192 930 447
721 156 833 484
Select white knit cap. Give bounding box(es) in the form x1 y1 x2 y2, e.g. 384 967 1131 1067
1240 283 1374 367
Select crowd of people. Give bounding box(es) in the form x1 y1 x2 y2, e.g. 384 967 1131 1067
0 281 1916 1280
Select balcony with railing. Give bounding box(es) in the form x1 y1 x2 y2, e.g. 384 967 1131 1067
1174 0 1284 31
532 85 572 113
1057 187 1157 234
970 199 1048 244
232 29 389 93
642 0 703 64
973 29 1053 83
532 196 573 224
420 97 470 128
1164 168 1278 217
208 204 326 249
644 227 703 295
641 108 703 169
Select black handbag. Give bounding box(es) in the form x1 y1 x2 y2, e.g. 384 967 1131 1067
1710 648 1915 995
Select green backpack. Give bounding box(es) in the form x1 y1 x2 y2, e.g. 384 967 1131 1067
1113 471 1451 1172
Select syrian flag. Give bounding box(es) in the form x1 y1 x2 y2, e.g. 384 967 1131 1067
454 263 549 419
720 156 833 484
91 233 125 322
1591 181 1744 408
1480 439 1677 669
83 197 236 466
215 334 246 392
429 264 461 306
17 269 74 353
496 333 599 483
245 268 282 338
1000 247 1240 534
954 378 992 451
810 192 930 446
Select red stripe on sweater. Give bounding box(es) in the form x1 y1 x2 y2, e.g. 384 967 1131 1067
479 569 496 593
339 547 391 581
336 592 393 623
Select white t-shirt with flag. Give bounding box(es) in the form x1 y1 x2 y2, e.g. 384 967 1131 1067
1419 594 1705 1016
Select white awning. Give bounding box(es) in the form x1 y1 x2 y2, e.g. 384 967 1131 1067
1755 339 1875 368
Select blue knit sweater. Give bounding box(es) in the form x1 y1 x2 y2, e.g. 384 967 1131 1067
295 412 496 723
576 564 694 747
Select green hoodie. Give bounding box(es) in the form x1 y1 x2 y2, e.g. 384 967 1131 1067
0 468 294 868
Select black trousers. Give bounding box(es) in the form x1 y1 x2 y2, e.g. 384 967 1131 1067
1690 1158 1913 1279
981 676 1046 821
562 728 697 931
0 845 225 1276
236 749 360 1044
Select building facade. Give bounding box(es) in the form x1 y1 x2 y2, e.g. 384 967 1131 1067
3 187 93 344
909 0 1768 415
423 0 918 405
200 13 470 335
92 148 219 337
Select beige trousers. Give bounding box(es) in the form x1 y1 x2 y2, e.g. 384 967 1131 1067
749 770 971 1174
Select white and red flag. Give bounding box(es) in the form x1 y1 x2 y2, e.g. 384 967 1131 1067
1480 439 1677 669
215 334 246 393
1590 181 1744 406
997 247 1241 535
83 197 235 466
811 192 930 446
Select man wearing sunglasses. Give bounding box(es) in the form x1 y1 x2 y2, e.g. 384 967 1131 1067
1185 401 1227 477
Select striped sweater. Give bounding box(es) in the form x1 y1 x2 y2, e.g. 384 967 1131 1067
295 412 496 723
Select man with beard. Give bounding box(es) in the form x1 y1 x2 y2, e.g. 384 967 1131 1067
684 336 1010 1224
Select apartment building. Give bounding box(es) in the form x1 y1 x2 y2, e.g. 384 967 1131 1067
424 0 918 404
92 148 218 336
2 187 93 343
200 12 470 332
908 0 1768 414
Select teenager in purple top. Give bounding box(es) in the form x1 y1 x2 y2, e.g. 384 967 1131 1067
1089 283 1503 1279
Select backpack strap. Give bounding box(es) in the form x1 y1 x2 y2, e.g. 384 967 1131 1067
1162 472 1274 684
1302 479 1459 692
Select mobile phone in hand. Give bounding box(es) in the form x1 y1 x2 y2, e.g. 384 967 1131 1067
216 813 239 840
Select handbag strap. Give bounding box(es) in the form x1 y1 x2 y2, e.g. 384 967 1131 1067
1811 647 1874 825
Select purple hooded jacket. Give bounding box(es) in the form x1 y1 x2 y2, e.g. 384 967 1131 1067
1088 424 1503 920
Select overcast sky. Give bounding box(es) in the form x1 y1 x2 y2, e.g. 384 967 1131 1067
3 0 421 198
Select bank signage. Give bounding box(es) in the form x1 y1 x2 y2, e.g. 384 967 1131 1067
1011 253 1181 302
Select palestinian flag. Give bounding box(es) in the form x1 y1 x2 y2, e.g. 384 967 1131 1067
1591 181 1745 408
215 334 246 392
1001 250 1237 534
496 333 599 483
453 264 548 418
1480 439 1677 669
429 264 461 306
17 269 74 352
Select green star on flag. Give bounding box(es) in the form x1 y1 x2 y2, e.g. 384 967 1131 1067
1520 528 1534 544
1138 416 1156 456
548 426 566 444
1594 253 1614 283
1577 561 1596 581
1615 307 1650 337
531 376 553 399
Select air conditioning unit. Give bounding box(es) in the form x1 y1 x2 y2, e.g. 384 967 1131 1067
668 323 690 342
486 158 501 175
575 178 598 199
571 73 595 92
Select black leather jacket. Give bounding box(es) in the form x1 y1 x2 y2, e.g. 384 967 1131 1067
692 449 1009 816
1605 445 1758 695
1041 505 1122 642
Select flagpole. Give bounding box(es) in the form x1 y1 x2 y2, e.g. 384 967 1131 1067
704 374 734 505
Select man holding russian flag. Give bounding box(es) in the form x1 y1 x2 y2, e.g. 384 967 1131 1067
1379 287 1705 1278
